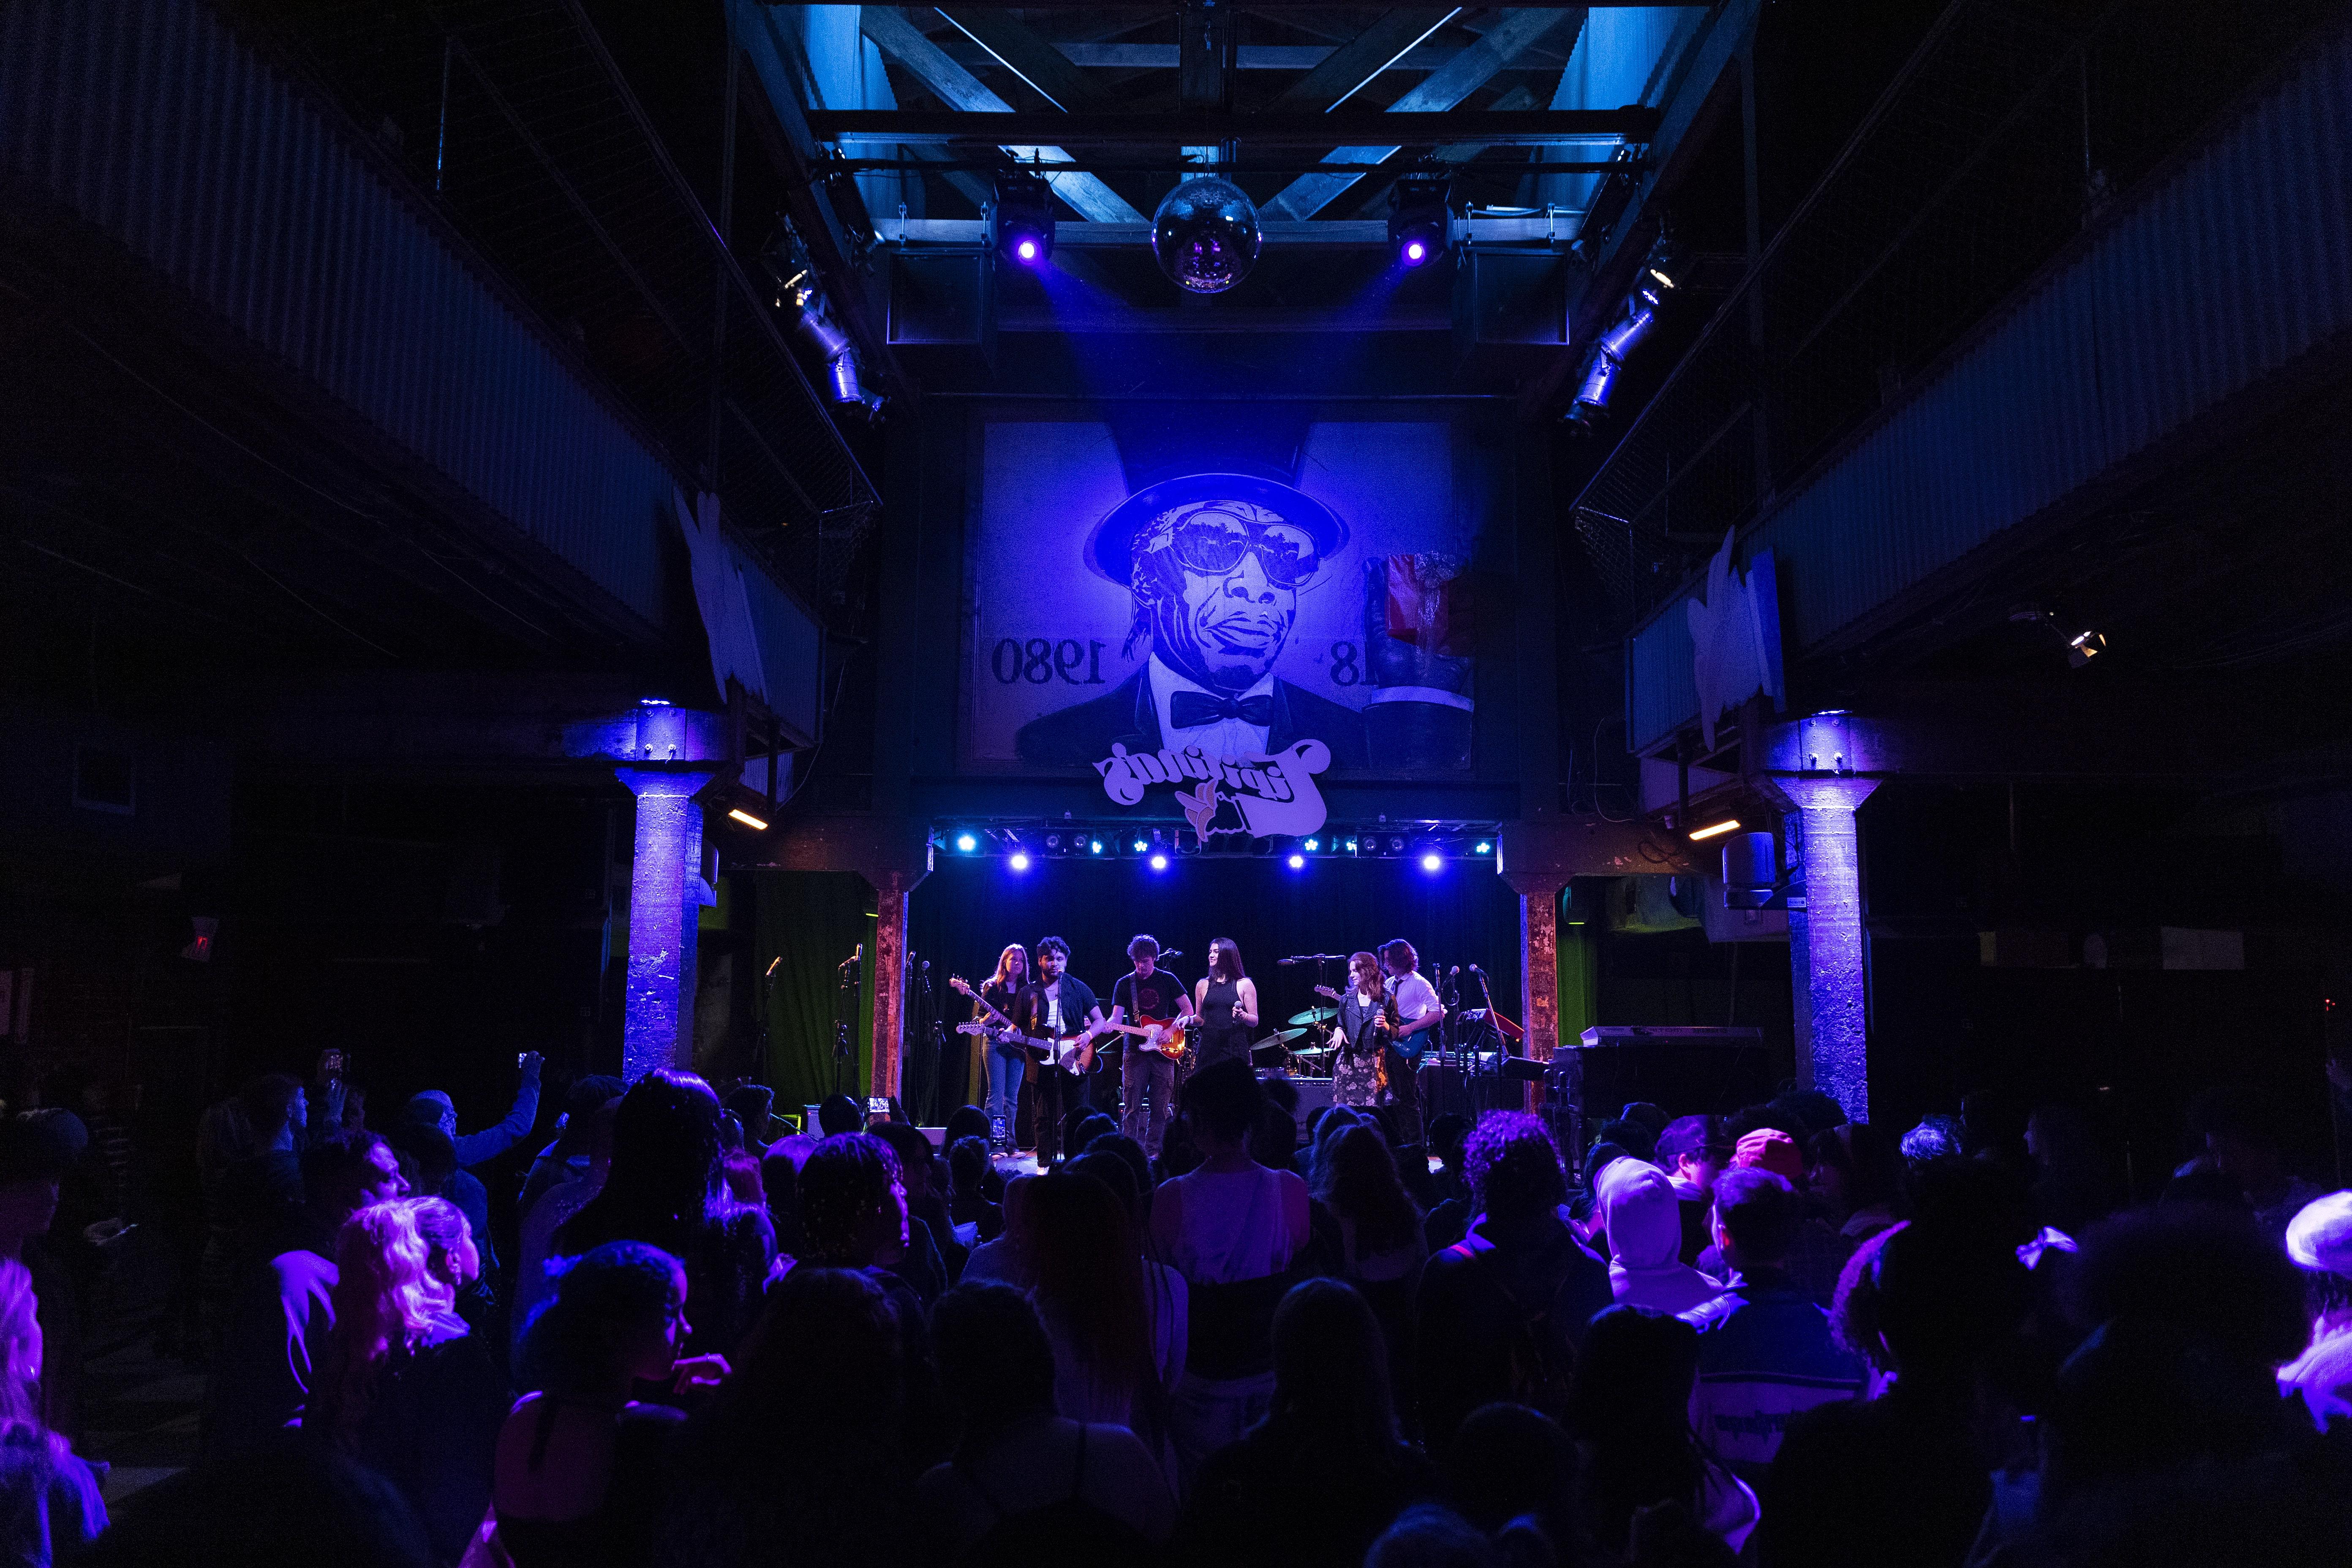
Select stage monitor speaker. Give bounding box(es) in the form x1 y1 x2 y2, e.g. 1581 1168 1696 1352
1287 1077 1335 1142
1547 1027 1778 1176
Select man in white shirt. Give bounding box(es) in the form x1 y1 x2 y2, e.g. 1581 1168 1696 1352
1378 939 1440 1145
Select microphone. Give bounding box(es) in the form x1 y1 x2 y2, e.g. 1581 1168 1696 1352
1160 947 1185 959
1469 964 1486 974
1448 965 1461 976
1279 958 1299 966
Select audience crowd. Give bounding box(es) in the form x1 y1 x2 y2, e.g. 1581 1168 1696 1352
3 1051 2351 1567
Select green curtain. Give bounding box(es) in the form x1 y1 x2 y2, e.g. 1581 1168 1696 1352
1557 884 1598 1050
755 869 876 1127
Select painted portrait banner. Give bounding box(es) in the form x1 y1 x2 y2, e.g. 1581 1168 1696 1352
964 412 1482 793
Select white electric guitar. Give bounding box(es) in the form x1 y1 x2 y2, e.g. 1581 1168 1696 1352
949 976 1111 1072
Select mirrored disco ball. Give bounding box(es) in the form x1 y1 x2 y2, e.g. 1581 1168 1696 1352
1151 177 1263 294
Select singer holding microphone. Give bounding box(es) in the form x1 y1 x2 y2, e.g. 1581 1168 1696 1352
1191 938 1260 1073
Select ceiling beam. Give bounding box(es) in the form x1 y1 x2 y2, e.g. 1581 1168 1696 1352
806 108 1659 146
858 8 1145 223
1265 8 1590 219
1266 9 1462 113
1057 42 1486 71
932 8 1116 113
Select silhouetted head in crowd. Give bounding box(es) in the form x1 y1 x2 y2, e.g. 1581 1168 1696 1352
1181 1059 1266 1152
1064 1149 1140 1223
1768 1089 1849 1141
1158 1115 1205 1178
798 1132 907 1268
1899 1115 1964 1172
1571 1305 1712 1555
948 1136 993 1199
1365 1505 1501 1568
933 1281 1055 1449
78 1428 437 1568
1429 1113 1471 1174
1259 1071 1300 1116
1026 1170 1160 1444
1269 1278 1398 1453
2186 1084 2294 1198
240 1073 307 1153
1710 1168 1799 1274
1828 1223 1906 1375
1443 1402 1579 1542
817 1094 866 1137
1068 1113 1118 1159
554 1075 627 1152
1808 1122 1903 1217
869 1123 938 1203
2042 1202 2309 1504
302 1132 408 1229
1464 1113 1568 1228
1081 1133 1152 1213
556 1069 727 1256
1250 1103 1299 1171
519 1240 687 1399
1858 1213 2032 1393
723 1085 774 1144
1317 1124 1421 1255
1654 1116 1731 1195
942 1105 992 1152
386 1122 456 1198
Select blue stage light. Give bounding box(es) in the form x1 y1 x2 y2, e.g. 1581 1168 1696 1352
1008 852 1032 871
1149 853 1169 871
1132 837 1149 854
1303 838 1319 852
953 832 977 853
1420 852 1443 872
1288 853 1306 869
1088 838 1105 855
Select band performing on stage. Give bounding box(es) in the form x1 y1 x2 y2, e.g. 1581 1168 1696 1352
952 934 1516 1166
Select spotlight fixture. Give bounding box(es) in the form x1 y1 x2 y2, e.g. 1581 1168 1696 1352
1087 838 1105 856
1303 838 1319 852
1388 835 1407 856
1389 174 1452 269
1149 853 1170 871
993 169 1055 267
1343 837 1360 853
1687 818 1742 842
1131 836 1150 854
1420 851 1443 873
2068 628 2107 667
726 807 770 832
1008 852 1032 871
953 832 978 854
1473 839 1492 855
1564 237 1677 429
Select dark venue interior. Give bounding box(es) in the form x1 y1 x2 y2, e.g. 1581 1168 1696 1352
4 0 2351 1562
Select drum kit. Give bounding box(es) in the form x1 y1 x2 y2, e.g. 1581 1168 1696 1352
1247 954 1350 1076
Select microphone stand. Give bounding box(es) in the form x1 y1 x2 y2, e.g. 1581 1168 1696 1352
832 944 862 1098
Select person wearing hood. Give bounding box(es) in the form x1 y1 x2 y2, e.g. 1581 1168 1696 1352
1595 1157 1722 1315
1654 1116 1732 1267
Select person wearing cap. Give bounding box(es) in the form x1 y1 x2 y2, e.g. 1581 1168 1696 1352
1696 1128 1849 1307
2280 1189 2352 1427
1655 1115 1732 1267
1013 475 1368 770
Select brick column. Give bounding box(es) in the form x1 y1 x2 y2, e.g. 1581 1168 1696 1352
867 869 920 1100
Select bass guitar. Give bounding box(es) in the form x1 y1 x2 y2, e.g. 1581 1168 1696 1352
1099 1013 1190 1066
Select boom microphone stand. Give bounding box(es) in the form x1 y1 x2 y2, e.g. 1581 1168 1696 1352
832 943 863 1098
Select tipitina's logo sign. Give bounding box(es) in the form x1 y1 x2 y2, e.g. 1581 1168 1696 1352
1094 739 1331 840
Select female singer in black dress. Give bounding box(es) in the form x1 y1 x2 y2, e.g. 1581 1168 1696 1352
1190 939 1260 1073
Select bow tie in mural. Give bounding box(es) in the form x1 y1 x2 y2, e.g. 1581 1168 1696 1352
1170 691 1274 729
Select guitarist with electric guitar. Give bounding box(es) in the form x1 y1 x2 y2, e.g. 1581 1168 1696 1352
1103 934 1193 1158
949 935 1108 1168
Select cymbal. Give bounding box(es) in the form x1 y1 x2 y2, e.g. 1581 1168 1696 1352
1259 1026 1315 1045
1287 1007 1337 1027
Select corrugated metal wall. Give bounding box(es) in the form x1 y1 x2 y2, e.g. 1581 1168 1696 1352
1628 15 2352 751
0 0 676 628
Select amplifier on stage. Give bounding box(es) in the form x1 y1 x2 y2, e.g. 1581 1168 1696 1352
1545 1026 1776 1177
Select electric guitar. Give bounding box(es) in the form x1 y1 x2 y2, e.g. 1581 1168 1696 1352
949 976 1108 1073
1100 1013 1190 1066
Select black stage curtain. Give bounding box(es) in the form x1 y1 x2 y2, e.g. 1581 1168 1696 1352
907 854 1526 1116
755 870 875 1122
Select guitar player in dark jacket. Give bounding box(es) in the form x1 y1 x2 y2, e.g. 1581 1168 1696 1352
1109 935 1193 1159
1009 936 1104 1171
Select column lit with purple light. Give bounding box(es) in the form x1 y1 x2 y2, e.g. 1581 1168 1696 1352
1780 777 1879 1123
616 768 715 1082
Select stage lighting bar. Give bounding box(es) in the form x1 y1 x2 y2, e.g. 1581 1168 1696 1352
1688 818 1742 842
726 807 769 832
1389 173 1452 268
993 169 1056 267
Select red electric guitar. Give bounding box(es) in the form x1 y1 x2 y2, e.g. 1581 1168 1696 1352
1099 1012 1191 1067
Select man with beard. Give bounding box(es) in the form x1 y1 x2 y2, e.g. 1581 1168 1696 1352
1014 473 1368 769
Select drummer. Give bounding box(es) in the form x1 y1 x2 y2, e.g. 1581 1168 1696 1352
1330 951 1388 1109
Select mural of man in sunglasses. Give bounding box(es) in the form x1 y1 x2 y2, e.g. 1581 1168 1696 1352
1014 472 1369 770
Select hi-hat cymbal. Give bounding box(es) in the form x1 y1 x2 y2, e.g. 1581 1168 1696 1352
1286 1007 1336 1027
